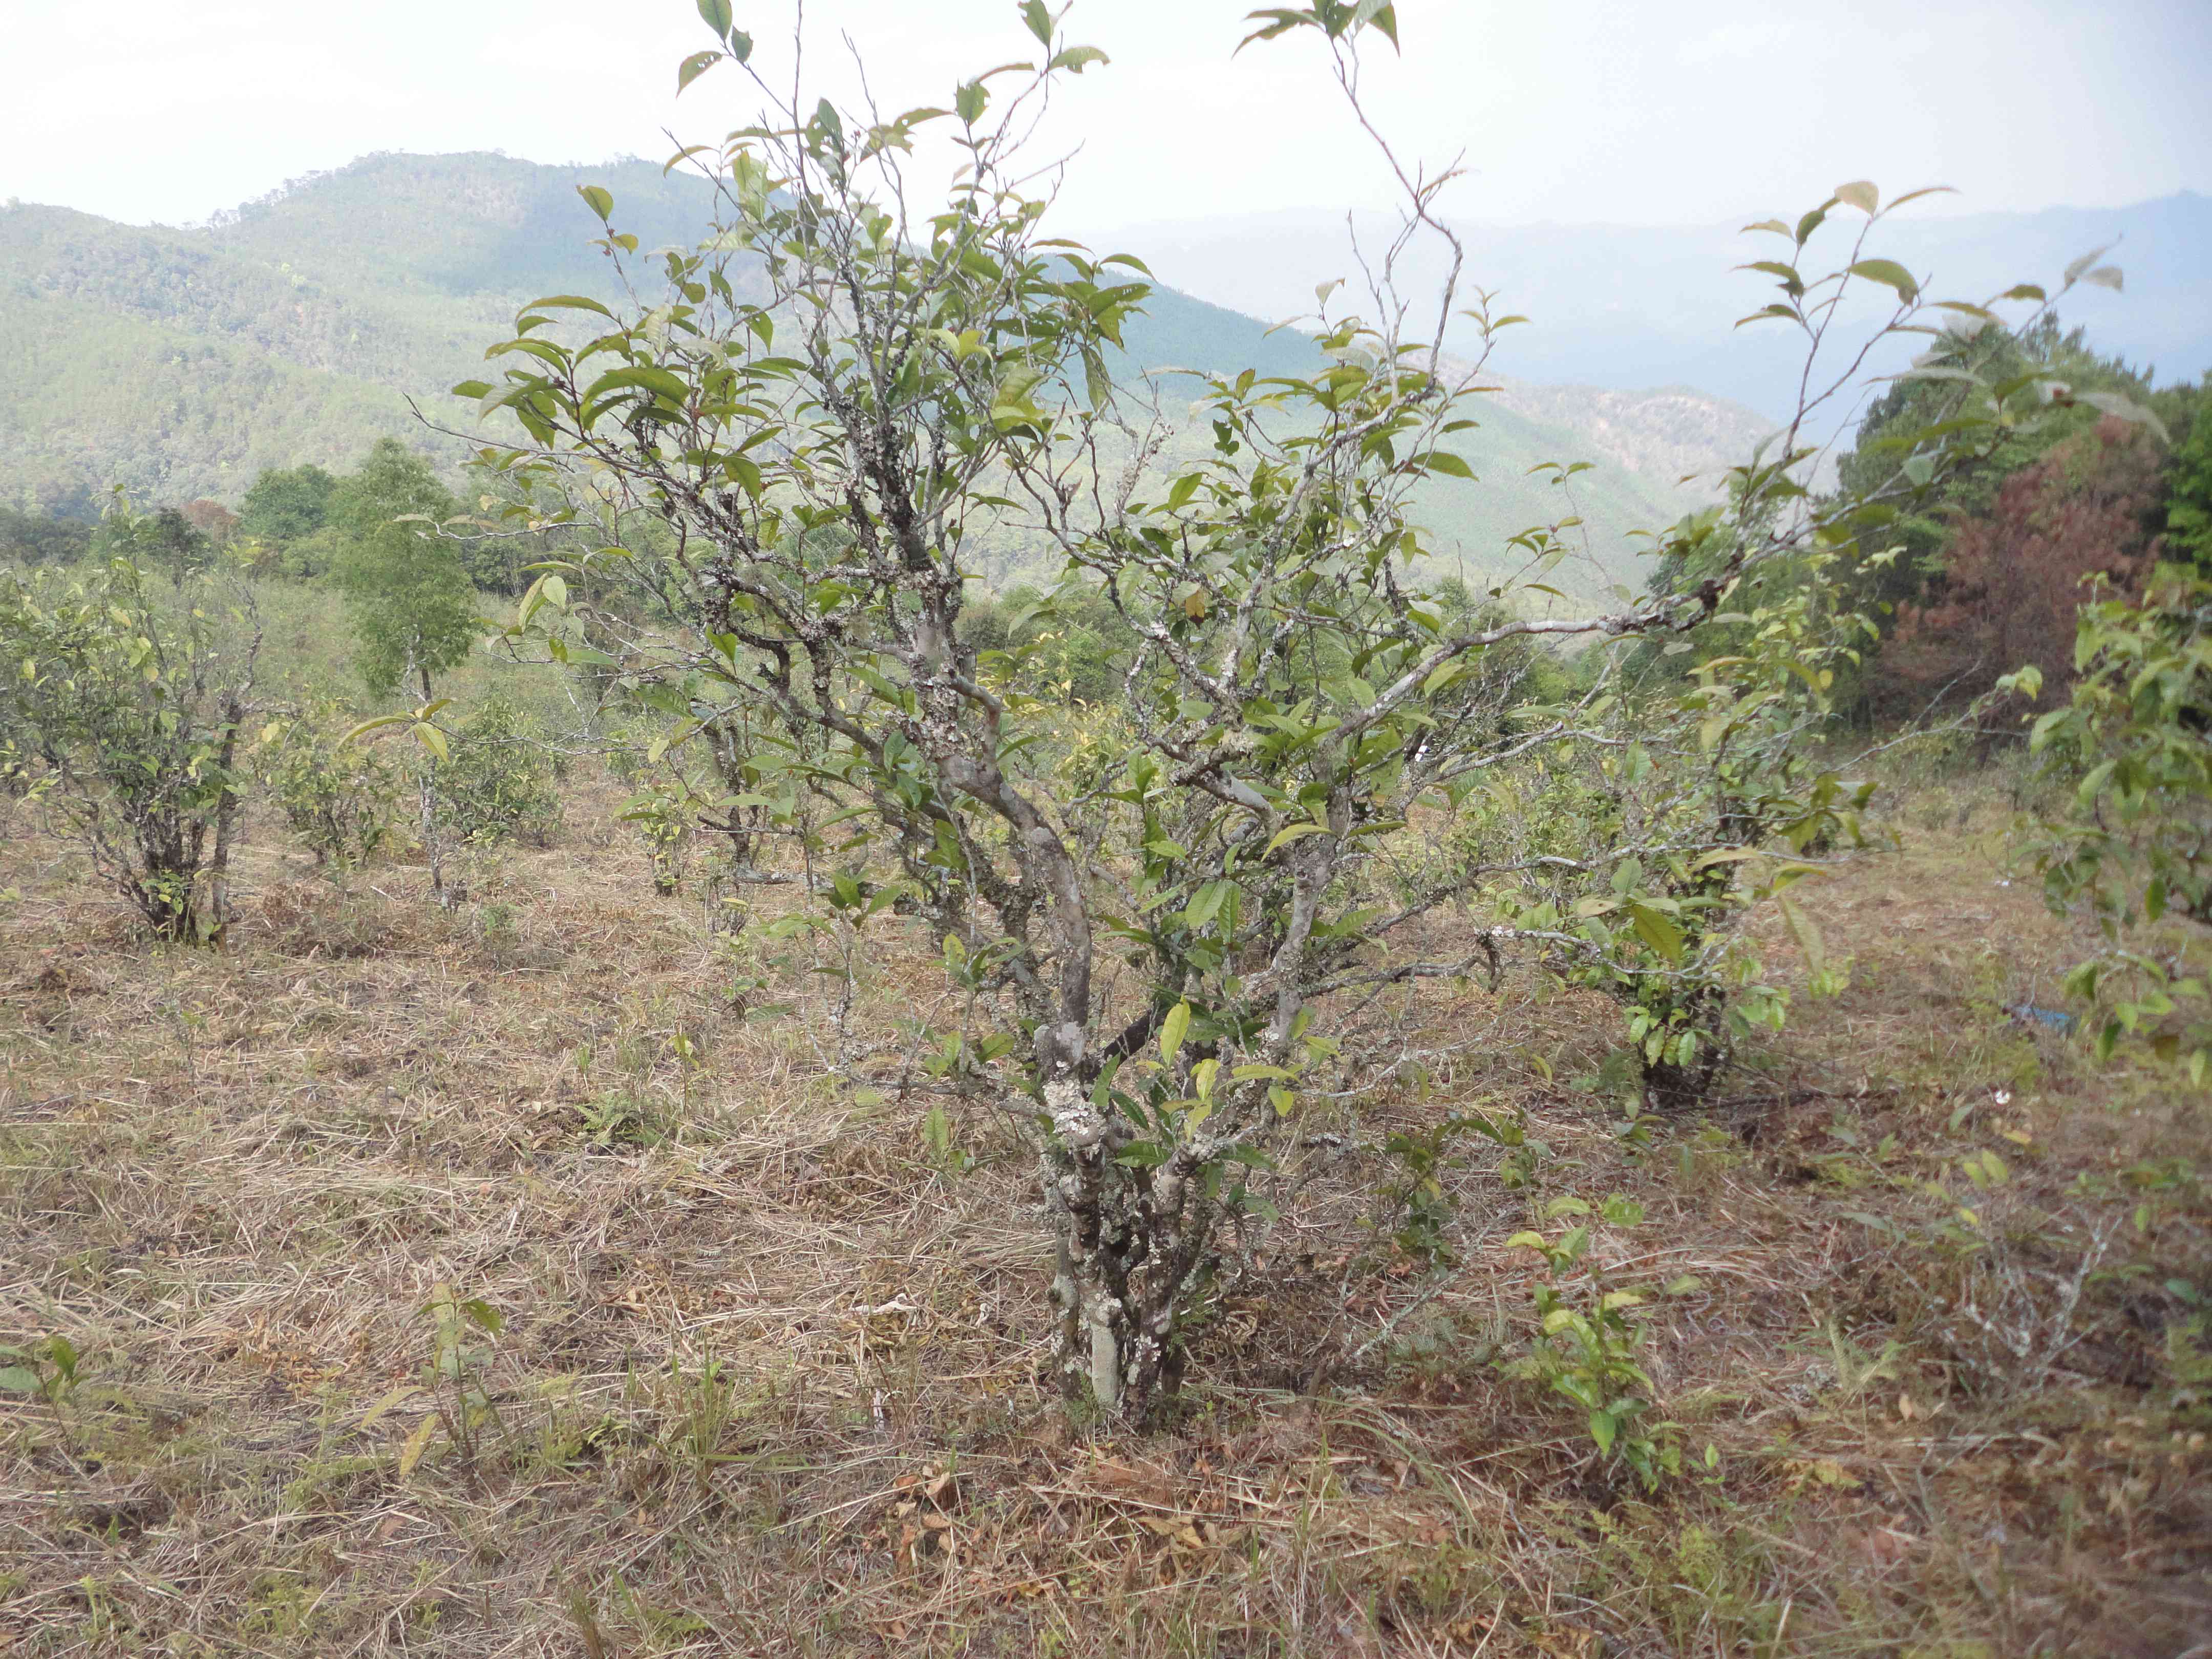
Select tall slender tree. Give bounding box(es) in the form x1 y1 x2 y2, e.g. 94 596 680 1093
332 438 476 902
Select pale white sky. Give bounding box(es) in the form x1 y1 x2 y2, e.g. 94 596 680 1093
4 1 2207 232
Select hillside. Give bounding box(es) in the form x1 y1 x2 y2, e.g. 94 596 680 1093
1 153 1778 599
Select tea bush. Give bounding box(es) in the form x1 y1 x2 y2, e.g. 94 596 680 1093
0 545 262 941
262 710 404 869
435 691 562 848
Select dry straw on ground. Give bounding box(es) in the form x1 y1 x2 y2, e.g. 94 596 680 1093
2 767 2208 1656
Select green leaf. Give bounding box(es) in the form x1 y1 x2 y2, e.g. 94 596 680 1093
519 293 615 322
1022 0 1053 45
1266 822 1329 856
359 1384 424 1429
1738 259 1806 292
1237 8 1310 51
582 365 691 407
1415 450 1474 479
1626 902 1685 964
1735 303 1799 329
1775 891 1825 975
2064 244 2114 285
414 724 450 763
1160 1002 1192 1065
1049 44 1108 72
0 1366 39 1393
1692 848 1761 870
1358 1 1401 48
956 80 988 123
339 714 413 747
696 0 732 38
577 184 613 223
1181 880 1230 930
678 50 723 95
1847 259 1920 303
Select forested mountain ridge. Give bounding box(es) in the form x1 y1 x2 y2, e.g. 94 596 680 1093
3 151 1782 595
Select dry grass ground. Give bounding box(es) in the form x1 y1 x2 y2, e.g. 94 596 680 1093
2 763 2208 1657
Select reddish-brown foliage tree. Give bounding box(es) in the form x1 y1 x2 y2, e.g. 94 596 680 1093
1877 416 2166 720
181 499 237 544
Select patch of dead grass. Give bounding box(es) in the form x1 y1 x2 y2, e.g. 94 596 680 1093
1 771 2207 1656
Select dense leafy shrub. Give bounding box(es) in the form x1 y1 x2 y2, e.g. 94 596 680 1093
237 463 337 544
262 712 404 869
0 506 95 568
91 505 212 586
1502 543 1876 1104
434 692 561 848
2009 565 2212 1077
2166 391 2212 571
0 550 261 940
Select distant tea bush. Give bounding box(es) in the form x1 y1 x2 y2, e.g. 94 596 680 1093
435 691 561 848
262 710 403 870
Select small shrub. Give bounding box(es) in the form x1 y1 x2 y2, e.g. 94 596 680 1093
1504 1195 1690 1491
360 1282 504 1476
0 1333 82 1411
263 713 403 868
0 550 262 941
435 691 562 847
477 900 520 953
651 1353 746 1497
619 784 692 894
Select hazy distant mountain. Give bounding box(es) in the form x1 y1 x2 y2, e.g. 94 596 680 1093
1086 193 2212 422
3 151 1796 599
